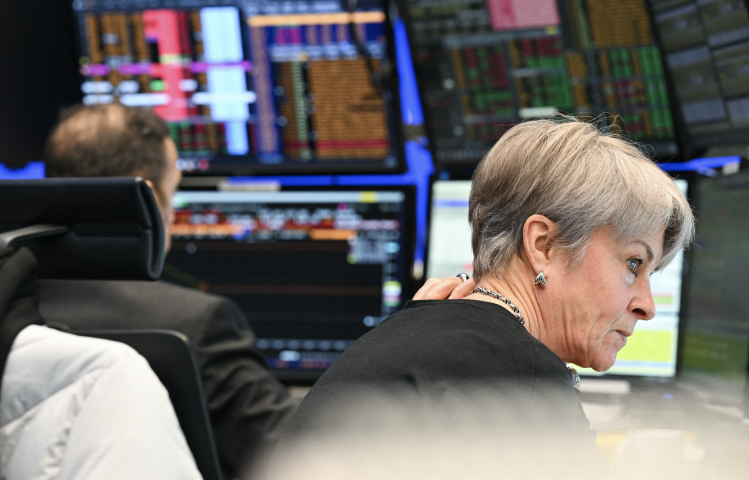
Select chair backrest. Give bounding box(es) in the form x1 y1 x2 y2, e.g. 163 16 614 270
0 178 221 478
0 177 164 280
76 329 223 480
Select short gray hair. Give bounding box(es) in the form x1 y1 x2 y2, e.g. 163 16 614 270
470 118 695 280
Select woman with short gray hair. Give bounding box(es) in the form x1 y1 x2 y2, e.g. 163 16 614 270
463 118 693 371
271 118 695 476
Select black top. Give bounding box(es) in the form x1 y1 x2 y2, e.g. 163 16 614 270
38 279 298 479
276 299 603 470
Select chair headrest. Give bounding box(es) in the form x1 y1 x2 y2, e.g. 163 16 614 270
0 177 164 280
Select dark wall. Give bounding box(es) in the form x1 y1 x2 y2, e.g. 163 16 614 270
0 1 81 167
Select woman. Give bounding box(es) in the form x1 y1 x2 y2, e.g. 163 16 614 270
270 118 694 476
415 120 693 374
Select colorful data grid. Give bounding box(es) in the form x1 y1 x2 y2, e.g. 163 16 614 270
403 0 678 164
248 12 390 161
80 8 251 159
73 0 399 172
486 0 560 31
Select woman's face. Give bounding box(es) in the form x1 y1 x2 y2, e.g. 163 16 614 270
539 229 663 371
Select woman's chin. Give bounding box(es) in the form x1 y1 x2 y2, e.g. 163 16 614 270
588 352 618 372
568 345 619 372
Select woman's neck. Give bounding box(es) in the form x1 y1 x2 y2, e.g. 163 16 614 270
466 258 545 341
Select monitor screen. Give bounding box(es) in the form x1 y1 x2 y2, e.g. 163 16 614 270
681 171 749 403
399 0 679 166
0 2 80 167
426 178 688 377
650 0 749 147
71 0 402 175
426 180 473 279
163 189 412 376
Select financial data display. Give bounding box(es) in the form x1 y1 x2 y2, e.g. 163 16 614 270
72 0 400 174
401 0 678 165
681 172 749 401
427 181 473 279
427 179 688 377
650 0 749 146
164 190 410 372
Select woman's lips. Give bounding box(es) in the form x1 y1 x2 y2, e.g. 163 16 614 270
616 330 631 344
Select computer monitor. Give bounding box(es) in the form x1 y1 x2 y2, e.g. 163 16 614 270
398 0 680 166
680 171 749 406
650 0 749 149
426 178 688 377
71 0 403 175
426 180 473 279
163 188 414 380
0 2 80 167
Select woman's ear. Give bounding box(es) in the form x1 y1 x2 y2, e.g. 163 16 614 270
522 214 556 273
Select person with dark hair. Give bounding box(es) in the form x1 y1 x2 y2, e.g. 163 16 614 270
39 103 298 479
43 104 180 249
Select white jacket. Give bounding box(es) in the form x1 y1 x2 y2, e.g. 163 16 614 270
0 325 203 480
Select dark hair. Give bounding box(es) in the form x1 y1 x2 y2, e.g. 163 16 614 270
43 103 171 188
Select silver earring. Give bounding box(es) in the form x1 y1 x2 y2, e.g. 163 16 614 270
534 271 547 288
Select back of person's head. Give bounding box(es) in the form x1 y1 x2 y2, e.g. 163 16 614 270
44 103 170 195
44 103 181 251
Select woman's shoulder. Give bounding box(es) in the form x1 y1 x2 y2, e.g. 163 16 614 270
336 300 538 377
284 299 583 442
376 300 574 382
384 299 535 342
386 299 529 329
380 299 529 337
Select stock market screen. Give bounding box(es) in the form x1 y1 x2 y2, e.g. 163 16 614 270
427 179 688 377
426 180 473 279
163 190 411 374
681 171 749 403
650 0 749 147
400 0 678 165
72 0 401 174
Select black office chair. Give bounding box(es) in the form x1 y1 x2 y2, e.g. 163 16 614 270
0 178 222 480
76 329 222 480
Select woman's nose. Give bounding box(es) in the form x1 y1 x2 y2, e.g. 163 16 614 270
631 276 656 320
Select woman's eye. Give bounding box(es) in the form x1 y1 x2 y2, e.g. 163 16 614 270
628 259 643 275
